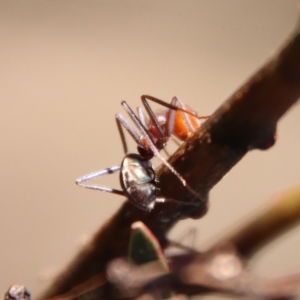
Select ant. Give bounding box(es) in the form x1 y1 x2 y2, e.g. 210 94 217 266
76 95 209 211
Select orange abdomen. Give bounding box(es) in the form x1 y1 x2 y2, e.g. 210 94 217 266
173 104 201 140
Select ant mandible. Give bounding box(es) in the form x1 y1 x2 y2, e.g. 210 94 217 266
76 95 209 211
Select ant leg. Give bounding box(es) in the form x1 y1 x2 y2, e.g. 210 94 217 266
137 107 147 128
116 115 130 155
137 105 173 158
76 165 124 196
120 101 157 147
138 103 171 157
142 94 209 121
115 113 141 149
141 95 187 113
138 105 171 157
156 197 201 208
165 99 176 138
141 95 177 139
140 96 166 140
141 95 209 118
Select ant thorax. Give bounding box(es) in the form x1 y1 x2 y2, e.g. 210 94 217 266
139 135 167 156
146 111 169 149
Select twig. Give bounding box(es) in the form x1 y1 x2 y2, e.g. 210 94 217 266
106 244 300 299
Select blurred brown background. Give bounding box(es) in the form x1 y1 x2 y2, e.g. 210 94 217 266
1 1 300 298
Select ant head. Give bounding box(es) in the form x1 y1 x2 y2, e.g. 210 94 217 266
120 153 157 211
137 145 153 160
140 133 167 155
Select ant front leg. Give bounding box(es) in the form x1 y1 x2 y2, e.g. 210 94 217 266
140 95 167 142
76 165 124 196
115 113 142 154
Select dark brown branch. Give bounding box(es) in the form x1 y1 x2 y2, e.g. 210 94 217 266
38 19 300 300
